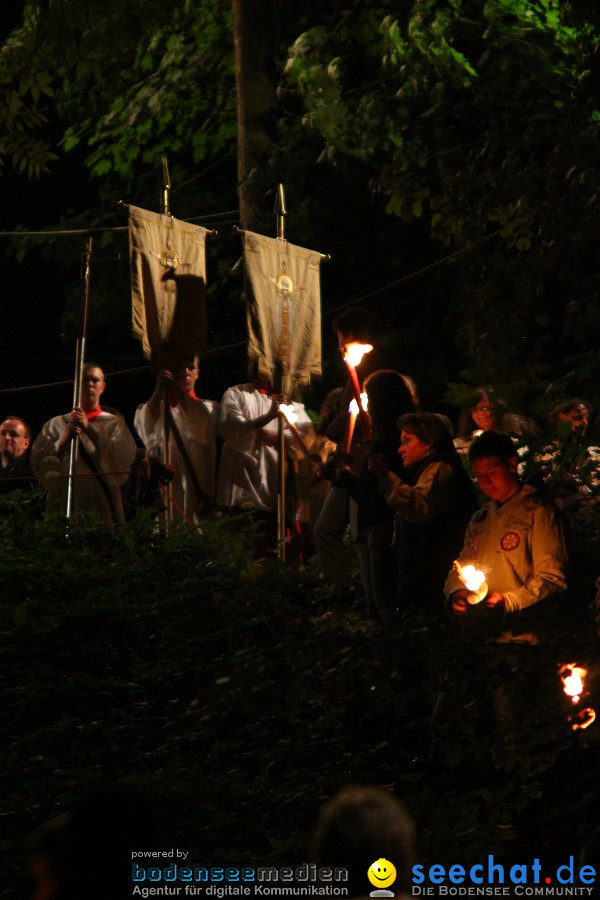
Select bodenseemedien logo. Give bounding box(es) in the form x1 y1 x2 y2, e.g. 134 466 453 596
368 858 397 897
131 859 350 896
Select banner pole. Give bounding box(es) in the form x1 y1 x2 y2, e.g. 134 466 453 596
274 183 287 562
66 235 93 518
161 156 174 524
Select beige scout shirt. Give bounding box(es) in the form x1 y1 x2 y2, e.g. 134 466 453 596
443 484 567 613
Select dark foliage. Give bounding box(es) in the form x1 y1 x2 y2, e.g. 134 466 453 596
0 501 598 897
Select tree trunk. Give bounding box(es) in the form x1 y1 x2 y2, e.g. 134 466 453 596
232 0 277 232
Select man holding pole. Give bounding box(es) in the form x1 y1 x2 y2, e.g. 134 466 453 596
135 354 220 523
31 363 137 524
217 363 314 535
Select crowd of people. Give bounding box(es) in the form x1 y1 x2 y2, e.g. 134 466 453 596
4 313 599 899
0 308 600 668
1 312 598 605
2 312 599 749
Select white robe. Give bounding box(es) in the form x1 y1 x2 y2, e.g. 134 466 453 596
217 383 314 512
31 411 137 524
134 396 219 523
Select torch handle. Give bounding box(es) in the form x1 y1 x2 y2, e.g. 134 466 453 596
343 411 358 455
281 415 311 459
344 360 372 440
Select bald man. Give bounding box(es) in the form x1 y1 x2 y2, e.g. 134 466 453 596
0 416 34 495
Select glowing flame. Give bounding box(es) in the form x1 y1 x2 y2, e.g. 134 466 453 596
571 708 596 731
560 663 588 705
343 342 373 367
279 403 298 425
454 560 486 592
349 393 368 415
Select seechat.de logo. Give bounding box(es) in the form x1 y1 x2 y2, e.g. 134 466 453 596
411 855 596 890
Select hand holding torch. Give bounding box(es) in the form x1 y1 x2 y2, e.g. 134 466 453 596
342 342 373 440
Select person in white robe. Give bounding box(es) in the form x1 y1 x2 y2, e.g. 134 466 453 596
31 363 137 524
217 378 314 513
134 356 219 523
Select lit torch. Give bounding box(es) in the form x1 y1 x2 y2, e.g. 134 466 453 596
342 342 373 440
453 560 488 605
560 663 587 705
559 663 596 731
279 403 311 459
343 393 368 455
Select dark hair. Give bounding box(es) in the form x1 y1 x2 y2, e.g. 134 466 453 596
468 430 517 466
311 786 415 897
398 412 455 456
457 387 502 437
1 415 31 440
332 308 382 344
364 370 418 441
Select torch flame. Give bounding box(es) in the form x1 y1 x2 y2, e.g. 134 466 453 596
343 342 373 368
349 393 368 415
454 560 486 592
279 403 298 425
571 708 596 731
559 663 588 705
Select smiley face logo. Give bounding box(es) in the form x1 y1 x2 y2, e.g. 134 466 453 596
368 858 397 889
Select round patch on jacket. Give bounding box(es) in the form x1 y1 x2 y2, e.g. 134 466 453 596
500 530 520 551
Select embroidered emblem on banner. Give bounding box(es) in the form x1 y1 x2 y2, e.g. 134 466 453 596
500 531 520 551
274 266 295 297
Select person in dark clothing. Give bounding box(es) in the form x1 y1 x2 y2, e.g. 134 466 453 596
338 370 418 624
313 308 387 598
370 412 478 758
372 412 478 619
454 386 533 456
0 416 34 495
311 785 416 899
